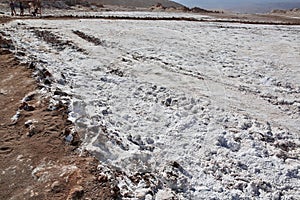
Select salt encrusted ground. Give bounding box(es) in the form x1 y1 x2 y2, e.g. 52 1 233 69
1 12 300 199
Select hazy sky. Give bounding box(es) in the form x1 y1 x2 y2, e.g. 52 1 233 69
173 0 300 13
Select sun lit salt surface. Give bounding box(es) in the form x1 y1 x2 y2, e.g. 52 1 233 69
3 16 300 199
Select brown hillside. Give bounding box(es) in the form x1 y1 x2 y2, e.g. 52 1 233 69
85 0 184 8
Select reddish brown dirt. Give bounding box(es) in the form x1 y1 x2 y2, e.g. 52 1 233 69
0 18 120 200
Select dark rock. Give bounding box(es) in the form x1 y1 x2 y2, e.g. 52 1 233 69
165 97 172 106
54 89 68 96
97 175 108 182
146 137 154 144
19 102 35 111
51 181 64 193
61 73 66 79
171 161 180 168
65 134 73 143
102 109 110 115
26 125 37 137
29 62 36 69
44 78 52 85
24 93 35 102
67 186 84 200
16 51 26 56
24 120 33 128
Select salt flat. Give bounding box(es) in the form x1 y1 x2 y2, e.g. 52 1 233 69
3 15 300 199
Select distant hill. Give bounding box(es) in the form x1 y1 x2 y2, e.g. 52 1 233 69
39 0 186 10
229 2 300 13
85 0 184 8
173 0 300 14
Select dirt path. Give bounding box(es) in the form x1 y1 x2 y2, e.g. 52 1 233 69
0 18 120 200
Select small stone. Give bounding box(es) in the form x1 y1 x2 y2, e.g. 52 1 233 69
102 110 108 115
19 102 35 111
65 134 73 143
16 51 25 56
24 120 33 128
51 181 63 193
44 78 52 85
146 137 154 144
24 93 35 102
145 194 153 200
54 89 68 96
97 175 108 182
67 186 84 200
63 128 71 136
27 125 37 137
43 69 52 77
29 62 36 69
171 161 180 168
165 97 172 106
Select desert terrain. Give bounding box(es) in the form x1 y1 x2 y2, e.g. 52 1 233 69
0 2 300 200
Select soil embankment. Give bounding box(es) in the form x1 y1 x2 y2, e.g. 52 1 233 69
0 18 120 200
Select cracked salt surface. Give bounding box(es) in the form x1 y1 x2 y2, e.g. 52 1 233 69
3 15 300 199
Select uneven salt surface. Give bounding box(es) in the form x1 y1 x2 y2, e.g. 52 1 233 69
3 16 300 199
44 10 212 20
